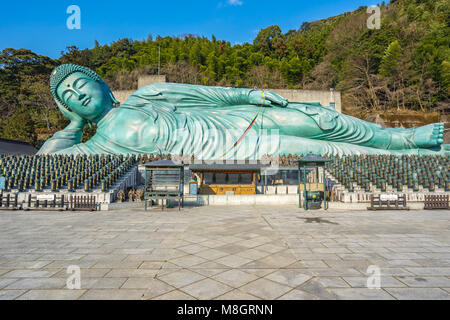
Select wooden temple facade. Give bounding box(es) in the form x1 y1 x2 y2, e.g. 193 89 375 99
189 164 266 195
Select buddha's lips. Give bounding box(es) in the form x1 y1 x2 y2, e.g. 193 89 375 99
82 97 91 106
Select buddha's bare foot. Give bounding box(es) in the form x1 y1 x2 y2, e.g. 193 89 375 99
413 123 444 148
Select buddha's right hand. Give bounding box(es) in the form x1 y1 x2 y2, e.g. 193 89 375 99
59 106 87 130
249 90 288 108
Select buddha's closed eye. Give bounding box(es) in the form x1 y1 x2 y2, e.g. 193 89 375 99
62 91 74 103
74 78 88 89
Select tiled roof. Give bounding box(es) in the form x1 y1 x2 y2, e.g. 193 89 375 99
189 163 267 171
143 160 184 167
293 155 331 163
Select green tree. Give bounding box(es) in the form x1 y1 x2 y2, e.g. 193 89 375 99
379 40 403 77
253 25 283 55
441 60 450 95
2 106 37 146
0 48 55 118
60 46 93 68
18 74 58 131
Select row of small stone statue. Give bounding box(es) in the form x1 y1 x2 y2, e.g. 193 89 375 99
116 188 145 203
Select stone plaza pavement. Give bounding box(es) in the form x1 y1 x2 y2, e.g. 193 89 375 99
0 206 449 300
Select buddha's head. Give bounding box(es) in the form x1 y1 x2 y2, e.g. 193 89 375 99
50 64 119 122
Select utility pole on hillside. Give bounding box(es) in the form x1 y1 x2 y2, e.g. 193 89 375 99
158 46 161 76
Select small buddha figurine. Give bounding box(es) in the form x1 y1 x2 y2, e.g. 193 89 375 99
37 64 448 158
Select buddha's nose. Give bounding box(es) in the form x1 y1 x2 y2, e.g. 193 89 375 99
78 93 86 101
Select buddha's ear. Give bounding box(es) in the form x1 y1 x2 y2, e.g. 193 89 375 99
108 90 121 107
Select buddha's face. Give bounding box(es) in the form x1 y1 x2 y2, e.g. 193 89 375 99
56 72 110 121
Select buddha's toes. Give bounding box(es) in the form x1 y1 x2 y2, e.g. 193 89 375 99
413 123 445 148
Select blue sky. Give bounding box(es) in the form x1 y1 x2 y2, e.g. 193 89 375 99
0 0 380 58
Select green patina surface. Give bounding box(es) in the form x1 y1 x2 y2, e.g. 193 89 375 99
37 64 449 158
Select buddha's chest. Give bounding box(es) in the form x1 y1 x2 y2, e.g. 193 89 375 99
98 109 159 147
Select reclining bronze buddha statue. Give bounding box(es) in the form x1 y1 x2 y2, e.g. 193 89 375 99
37 64 448 159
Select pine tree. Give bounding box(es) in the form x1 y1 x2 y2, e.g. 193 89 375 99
379 40 402 77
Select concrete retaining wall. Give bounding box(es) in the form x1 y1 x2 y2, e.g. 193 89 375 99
101 195 429 211
268 89 341 113
138 75 167 88
195 194 299 206
113 90 134 104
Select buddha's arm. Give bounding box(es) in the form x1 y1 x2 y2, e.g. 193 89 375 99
37 122 84 155
153 83 254 107
131 83 266 108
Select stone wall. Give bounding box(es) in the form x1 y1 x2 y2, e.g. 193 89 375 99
101 195 430 210
137 75 167 88
112 90 134 104
267 89 341 113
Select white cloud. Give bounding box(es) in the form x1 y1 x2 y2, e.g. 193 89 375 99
228 0 243 6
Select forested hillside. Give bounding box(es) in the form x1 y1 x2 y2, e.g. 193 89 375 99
0 0 448 147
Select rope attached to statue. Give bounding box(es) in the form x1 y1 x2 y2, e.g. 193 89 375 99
221 91 265 158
